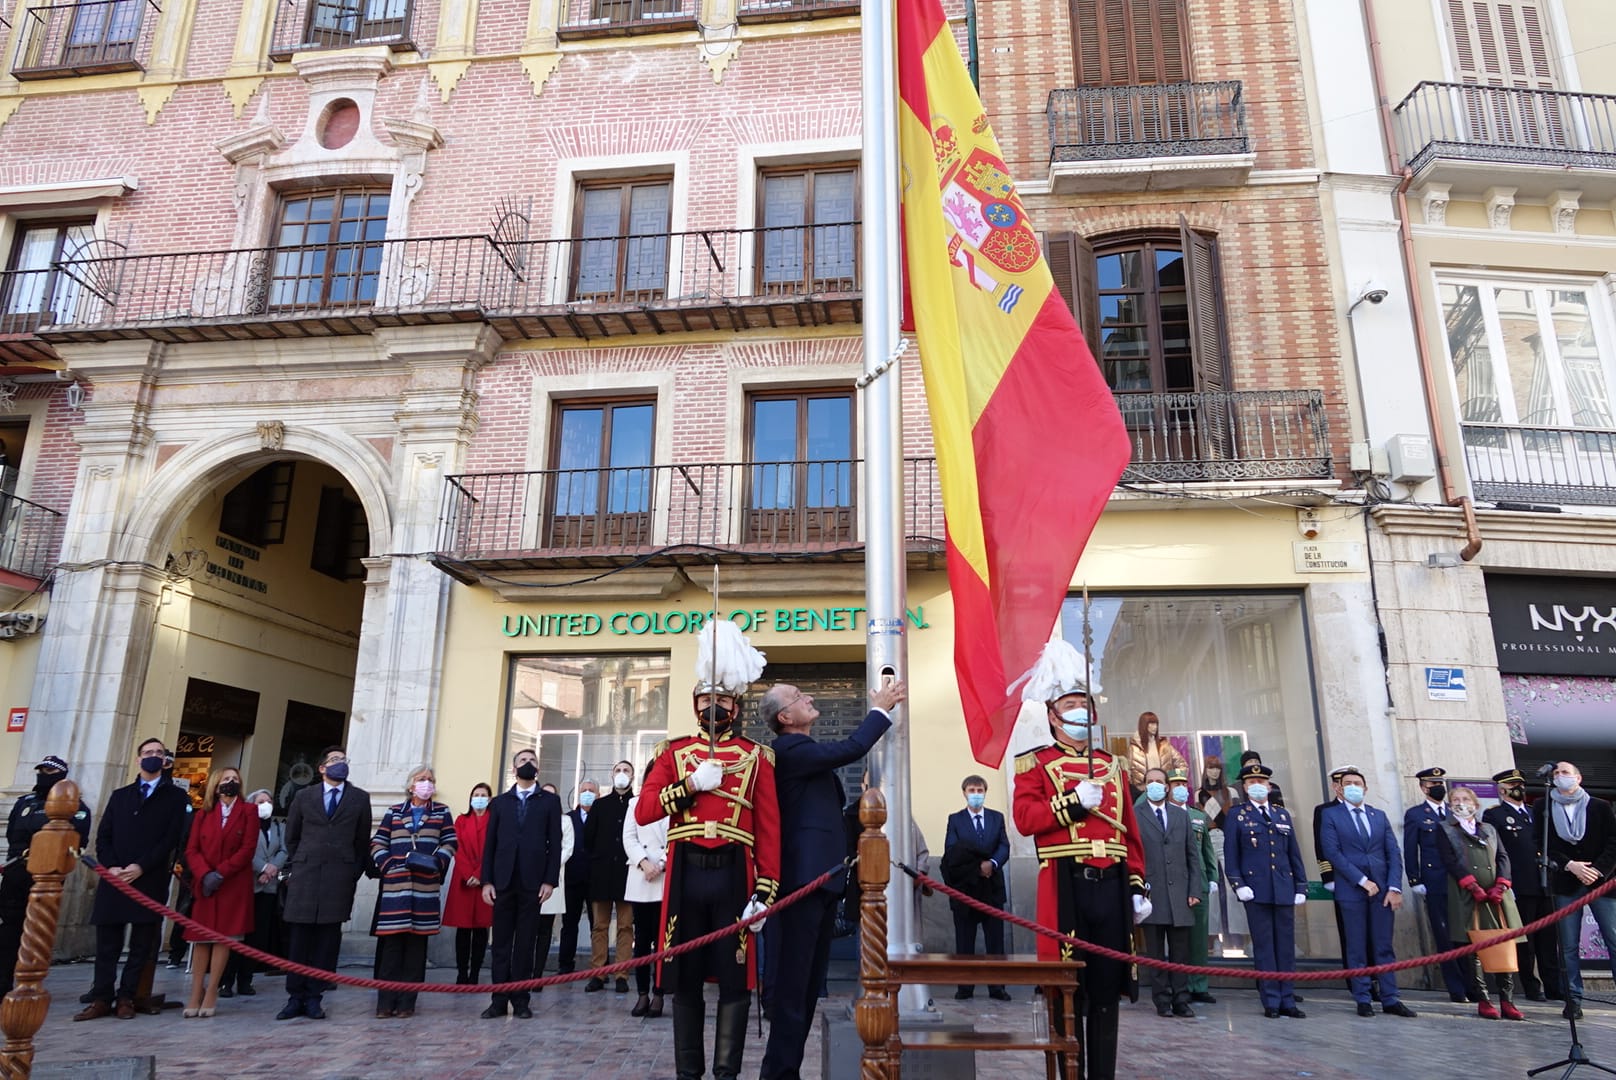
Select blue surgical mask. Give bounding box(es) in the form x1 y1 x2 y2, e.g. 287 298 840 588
323 761 349 782
1145 782 1167 803
1170 784 1189 804
965 793 986 810
578 791 597 808
1245 783 1270 803
470 796 490 812
1060 707 1089 727
1342 784 1365 806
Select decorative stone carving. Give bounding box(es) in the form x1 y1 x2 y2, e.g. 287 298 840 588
0 98 23 133
135 84 179 126
697 34 741 85
1420 184 1450 227
520 53 562 97
221 77 265 119
257 421 285 452
1485 186 1516 232
1550 190 1581 237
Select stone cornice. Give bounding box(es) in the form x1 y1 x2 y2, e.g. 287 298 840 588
1372 504 1616 545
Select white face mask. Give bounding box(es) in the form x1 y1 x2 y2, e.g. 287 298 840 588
256 801 274 820
1451 803 1476 819
613 772 631 790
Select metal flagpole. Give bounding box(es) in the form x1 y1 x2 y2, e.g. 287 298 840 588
860 0 930 1018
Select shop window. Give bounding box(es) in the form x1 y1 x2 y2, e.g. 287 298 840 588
503 653 671 797
546 398 656 548
219 462 295 547
745 389 855 545
310 485 366 580
1 220 95 332
267 188 390 310
1058 591 1323 960
756 165 858 294
570 179 671 303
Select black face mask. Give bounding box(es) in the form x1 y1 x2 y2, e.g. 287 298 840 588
698 705 733 732
140 754 166 775
33 772 62 796
1504 785 1526 801
1428 783 1447 802
218 781 241 798
515 762 538 782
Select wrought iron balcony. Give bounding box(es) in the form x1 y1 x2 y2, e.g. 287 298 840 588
0 490 64 581
557 0 696 38
1047 81 1253 193
435 457 942 572
1115 389 1333 483
1463 422 1616 507
268 0 417 60
0 268 68 365
1395 82 1616 186
11 0 160 79
736 0 859 22
37 224 862 344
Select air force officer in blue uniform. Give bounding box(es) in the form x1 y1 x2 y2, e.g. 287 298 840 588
1318 766 1418 1017
1403 766 1469 1001
1224 762 1308 1018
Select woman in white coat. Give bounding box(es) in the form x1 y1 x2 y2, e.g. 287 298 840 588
533 782 576 979
622 760 669 1018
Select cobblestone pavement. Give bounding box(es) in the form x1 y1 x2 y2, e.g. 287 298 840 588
28 961 1616 1079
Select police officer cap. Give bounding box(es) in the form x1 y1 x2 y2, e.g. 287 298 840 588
1492 767 1527 786
1237 762 1273 783
35 755 67 775
1166 766 1190 785
1329 764 1364 782
1415 766 1446 780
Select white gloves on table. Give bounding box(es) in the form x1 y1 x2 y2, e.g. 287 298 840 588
741 897 768 934
1294 893 1308 906
690 759 724 792
1075 781 1103 810
1235 886 1255 902
1132 895 1152 924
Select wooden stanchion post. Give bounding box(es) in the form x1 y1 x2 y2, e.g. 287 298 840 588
855 788 894 1080
0 779 82 1080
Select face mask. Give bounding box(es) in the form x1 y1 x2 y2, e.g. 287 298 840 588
33 773 62 796
1342 784 1366 806
965 792 985 810
578 791 597 808
1452 803 1476 819
613 773 631 790
323 761 349 782
1427 783 1446 801
515 762 538 782
698 705 732 731
218 781 241 799
1554 775 1577 793
413 781 435 800
1503 786 1526 801
1060 707 1089 727
140 755 166 775
470 795 490 812
1245 783 1270 803
1170 784 1189 804
1145 782 1167 803
257 801 274 820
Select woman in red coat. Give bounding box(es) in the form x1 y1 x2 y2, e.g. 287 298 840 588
183 766 255 1017
443 783 494 983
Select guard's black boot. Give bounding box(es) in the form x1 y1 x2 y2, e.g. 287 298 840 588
713 996 750 1080
673 995 706 1080
1086 1006 1120 1080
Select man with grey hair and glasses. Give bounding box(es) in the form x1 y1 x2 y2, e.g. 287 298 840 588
1546 760 1616 1021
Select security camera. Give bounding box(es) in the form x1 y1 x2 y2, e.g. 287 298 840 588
1358 280 1389 306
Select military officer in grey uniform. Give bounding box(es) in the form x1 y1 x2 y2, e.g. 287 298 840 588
1402 766 1469 1001
1224 762 1308 1019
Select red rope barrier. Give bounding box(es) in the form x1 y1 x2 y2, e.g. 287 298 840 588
81 855 841 995
900 862 1616 983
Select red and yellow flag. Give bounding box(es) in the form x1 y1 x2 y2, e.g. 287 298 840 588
898 0 1130 766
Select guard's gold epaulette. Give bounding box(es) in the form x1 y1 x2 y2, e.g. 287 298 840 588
1015 748 1045 774
754 743 774 765
651 738 671 759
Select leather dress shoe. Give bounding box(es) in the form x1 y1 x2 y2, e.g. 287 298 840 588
114 999 137 1020
1172 1003 1196 1018
303 1002 326 1020
584 977 606 992
480 1004 508 1019
1357 1003 1375 1017
513 1005 534 1019
1263 1008 1282 1019
275 1000 304 1021
72 1000 113 1022
988 988 1012 1002
953 989 974 1000
615 977 630 993
218 986 235 999
1190 992 1217 1004
1279 1007 1306 1019
1156 1004 1173 1017
1383 1001 1417 1017
1526 991 1548 1002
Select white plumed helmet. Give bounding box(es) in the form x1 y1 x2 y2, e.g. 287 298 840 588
1012 638 1099 703
692 616 767 698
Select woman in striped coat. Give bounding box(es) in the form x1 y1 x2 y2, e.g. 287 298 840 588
369 764 456 1018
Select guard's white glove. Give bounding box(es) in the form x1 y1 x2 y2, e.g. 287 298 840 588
1075 781 1104 810
1411 883 1427 896
1324 881 1335 893
741 897 768 934
1209 881 1219 894
1235 886 1255 902
1132 895 1152 924
1294 892 1308 907
689 759 724 793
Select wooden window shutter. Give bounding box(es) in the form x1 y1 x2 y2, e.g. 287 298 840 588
1072 0 1187 86
1179 215 1229 455
1072 0 1104 85
1043 232 1100 361
1447 0 1555 88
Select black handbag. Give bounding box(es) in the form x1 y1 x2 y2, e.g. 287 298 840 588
404 849 439 875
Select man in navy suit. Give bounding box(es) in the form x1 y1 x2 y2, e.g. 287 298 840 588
1224 762 1308 1018
480 748 564 1020
1319 767 1417 1018
557 779 596 975
941 774 1011 1001
1403 765 1469 1001
758 678 906 1080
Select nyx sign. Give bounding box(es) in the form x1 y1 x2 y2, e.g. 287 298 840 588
1486 574 1616 677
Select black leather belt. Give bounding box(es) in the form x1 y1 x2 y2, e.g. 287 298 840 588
683 844 739 870
1070 863 1122 881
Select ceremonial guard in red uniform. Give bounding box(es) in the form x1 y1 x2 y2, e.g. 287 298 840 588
1012 639 1148 1080
637 618 780 1080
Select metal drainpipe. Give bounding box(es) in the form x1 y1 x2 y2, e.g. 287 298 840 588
1359 0 1483 561
964 0 980 90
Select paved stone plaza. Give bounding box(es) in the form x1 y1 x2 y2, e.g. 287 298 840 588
24 960 1616 1079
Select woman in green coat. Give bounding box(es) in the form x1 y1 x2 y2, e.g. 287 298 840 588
1438 785 1526 1020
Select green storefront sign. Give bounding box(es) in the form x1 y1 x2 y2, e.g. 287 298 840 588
501 606 929 639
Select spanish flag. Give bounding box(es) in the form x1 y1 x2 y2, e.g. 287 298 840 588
898 0 1130 766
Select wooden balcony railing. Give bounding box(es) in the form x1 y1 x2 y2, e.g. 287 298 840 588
11 0 159 79
1464 422 1616 507
1394 81 1616 174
